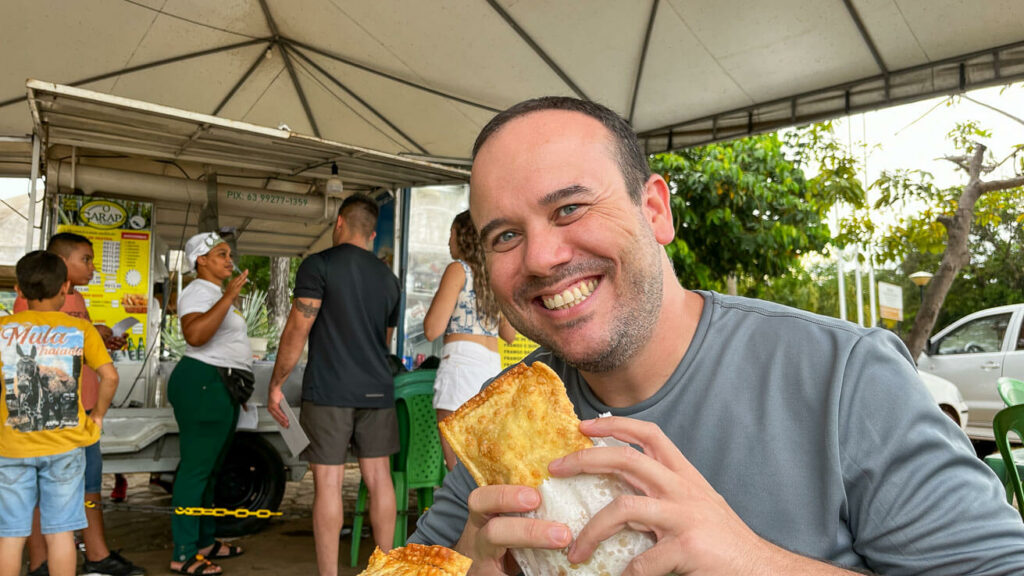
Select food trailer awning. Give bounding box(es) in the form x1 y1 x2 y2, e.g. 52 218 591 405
26 80 469 258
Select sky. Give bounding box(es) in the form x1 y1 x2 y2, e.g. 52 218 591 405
824 84 1023 196
1 84 1021 202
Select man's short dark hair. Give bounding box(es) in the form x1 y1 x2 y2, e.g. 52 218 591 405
338 193 379 237
471 97 650 204
16 251 68 301
47 232 92 258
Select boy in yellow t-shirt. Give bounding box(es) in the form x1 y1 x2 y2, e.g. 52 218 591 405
0 251 118 576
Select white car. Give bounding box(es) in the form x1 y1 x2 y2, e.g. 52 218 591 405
917 303 1024 441
919 370 969 433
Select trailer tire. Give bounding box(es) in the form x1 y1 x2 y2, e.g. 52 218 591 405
214 432 286 537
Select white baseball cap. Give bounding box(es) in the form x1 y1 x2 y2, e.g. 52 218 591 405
184 232 225 272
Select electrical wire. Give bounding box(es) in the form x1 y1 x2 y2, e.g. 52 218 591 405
0 189 28 220
893 97 951 137
118 200 192 408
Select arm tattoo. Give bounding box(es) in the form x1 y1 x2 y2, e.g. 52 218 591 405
293 299 321 319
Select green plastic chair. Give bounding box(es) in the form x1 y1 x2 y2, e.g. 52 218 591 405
987 377 1024 502
350 369 446 566
993 404 1024 521
998 377 1024 407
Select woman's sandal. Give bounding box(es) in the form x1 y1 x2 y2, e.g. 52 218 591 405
171 554 222 575
207 540 244 559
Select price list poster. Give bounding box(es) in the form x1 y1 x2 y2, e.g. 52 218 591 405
56 195 153 360
499 333 540 370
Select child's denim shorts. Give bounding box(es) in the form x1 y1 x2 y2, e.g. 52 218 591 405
0 447 86 537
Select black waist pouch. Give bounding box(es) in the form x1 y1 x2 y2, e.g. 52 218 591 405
217 366 256 405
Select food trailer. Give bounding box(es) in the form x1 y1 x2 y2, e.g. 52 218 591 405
20 80 471 535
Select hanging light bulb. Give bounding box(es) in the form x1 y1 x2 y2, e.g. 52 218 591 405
326 162 344 197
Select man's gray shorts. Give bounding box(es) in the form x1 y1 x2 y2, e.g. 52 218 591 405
298 402 399 465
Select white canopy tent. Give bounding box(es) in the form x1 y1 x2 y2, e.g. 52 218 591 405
1 0 1024 256
2 0 1023 164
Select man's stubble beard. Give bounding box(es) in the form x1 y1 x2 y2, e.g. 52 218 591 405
499 230 664 374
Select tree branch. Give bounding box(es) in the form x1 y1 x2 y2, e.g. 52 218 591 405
942 155 971 172
936 214 954 230
968 144 987 179
980 173 1024 193
988 147 1024 172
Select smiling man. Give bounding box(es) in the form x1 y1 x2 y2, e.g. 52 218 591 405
409 97 1024 575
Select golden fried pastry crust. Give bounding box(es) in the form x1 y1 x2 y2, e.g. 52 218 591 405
439 361 592 487
359 544 471 576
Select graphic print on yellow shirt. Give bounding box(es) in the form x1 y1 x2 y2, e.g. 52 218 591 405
0 311 111 458
4 326 83 432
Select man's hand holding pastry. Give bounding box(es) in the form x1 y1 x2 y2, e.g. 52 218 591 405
551 416 774 575
441 363 658 576
457 484 571 576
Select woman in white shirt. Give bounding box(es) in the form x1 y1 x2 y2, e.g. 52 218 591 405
168 232 251 575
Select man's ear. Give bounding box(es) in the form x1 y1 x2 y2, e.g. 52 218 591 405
641 174 675 245
60 280 71 295
14 284 23 299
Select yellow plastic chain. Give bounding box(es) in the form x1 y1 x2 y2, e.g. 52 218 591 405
173 507 283 518
84 500 281 518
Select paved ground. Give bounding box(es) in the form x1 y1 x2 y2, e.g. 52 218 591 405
32 467 413 576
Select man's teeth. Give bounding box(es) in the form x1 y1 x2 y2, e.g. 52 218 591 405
542 280 597 310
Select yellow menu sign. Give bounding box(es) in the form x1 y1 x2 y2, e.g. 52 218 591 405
499 333 540 369
57 195 153 361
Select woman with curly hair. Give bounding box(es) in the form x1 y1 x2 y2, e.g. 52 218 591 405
424 210 516 469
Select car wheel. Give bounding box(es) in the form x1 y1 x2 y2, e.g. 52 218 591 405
938 404 961 427
214 432 286 537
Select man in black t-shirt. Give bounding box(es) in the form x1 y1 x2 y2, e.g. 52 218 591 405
268 193 400 576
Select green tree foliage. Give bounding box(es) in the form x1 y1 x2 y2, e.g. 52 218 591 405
238 254 300 293
650 126 863 290
897 197 1024 332
837 120 1024 355
739 260 834 314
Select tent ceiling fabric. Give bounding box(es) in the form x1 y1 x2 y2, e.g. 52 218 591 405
2 0 1024 164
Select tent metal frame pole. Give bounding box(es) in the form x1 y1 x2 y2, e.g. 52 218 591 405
841 0 888 74
629 0 660 125
639 38 1024 151
212 41 274 116
485 0 589 101
258 0 321 137
286 43 429 155
0 38 269 109
24 134 40 252
395 187 412 360
286 39 500 113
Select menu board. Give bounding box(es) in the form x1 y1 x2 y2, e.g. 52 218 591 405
56 195 152 361
499 333 539 370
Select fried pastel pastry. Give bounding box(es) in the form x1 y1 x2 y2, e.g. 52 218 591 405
358 543 471 576
439 361 656 576
439 361 592 487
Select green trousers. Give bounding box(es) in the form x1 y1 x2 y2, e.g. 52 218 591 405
168 356 240 562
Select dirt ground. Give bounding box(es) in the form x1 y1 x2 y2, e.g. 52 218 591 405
36 466 411 576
